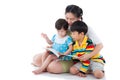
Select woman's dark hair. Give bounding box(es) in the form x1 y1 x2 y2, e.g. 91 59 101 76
70 21 88 35
65 4 83 20
55 18 68 30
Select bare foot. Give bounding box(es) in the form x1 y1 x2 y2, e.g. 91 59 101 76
31 63 37 67
87 70 92 74
77 72 86 77
31 62 41 67
32 68 43 74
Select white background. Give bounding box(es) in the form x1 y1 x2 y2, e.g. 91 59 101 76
0 0 120 80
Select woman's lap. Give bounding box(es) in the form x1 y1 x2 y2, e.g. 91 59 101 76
33 53 74 73
60 60 74 72
47 59 74 73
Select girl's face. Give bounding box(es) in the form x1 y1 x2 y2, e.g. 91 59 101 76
65 12 80 26
57 28 67 38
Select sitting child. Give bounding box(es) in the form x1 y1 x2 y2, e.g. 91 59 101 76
70 21 105 79
32 18 73 74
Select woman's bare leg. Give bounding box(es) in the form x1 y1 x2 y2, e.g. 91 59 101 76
47 60 74 74
32 53 43 67
32 55 57 74
47 60 63 73
32 51 49 67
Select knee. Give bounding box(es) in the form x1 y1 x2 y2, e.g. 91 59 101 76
48 55 53 58
44 51 49 55
47 64 53 72
93 70 104 79
47 62 56 73
33 54 42 62
47 61 63 74
47 55 54 61
70 66 79 75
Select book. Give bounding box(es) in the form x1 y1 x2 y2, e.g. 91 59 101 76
44 47 78 58
44 47 60 57
66 54 79 58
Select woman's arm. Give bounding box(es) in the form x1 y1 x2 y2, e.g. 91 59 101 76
79 43 103 61
89 43 103 57
87 27 102 45
87 27 103 56
79 26 103 61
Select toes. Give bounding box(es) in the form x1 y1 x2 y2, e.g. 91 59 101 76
77 72 86 77
81 73 86 77
32 71 38 74
32 70 42 75
31 63 38 67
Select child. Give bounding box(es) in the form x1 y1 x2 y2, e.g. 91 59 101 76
70 21 105 79
32 18 73 74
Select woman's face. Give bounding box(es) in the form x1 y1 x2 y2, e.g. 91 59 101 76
65 12 80 26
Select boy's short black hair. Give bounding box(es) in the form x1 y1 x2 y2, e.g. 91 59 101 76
70 21 88 35
55 18 68 30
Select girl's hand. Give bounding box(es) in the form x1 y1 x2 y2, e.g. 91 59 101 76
59 54 65 58
46 46 52 48
58 52 62 56
41 33 48 40
41 33 52 45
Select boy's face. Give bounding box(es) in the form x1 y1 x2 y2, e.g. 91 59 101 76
71 31 83 41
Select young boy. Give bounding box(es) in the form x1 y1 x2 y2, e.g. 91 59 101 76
70 21 105 79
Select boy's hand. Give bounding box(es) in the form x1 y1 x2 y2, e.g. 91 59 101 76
78 54 91 61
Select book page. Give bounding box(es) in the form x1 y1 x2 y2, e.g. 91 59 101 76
44 48 60 57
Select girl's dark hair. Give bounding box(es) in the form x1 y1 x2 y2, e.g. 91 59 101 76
70 21 88 35
65 4 83 20
55 18 68 30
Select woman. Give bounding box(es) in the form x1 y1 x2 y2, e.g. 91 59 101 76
32 5 103 76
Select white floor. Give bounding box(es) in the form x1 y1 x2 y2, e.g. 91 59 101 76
31 72 106 80
30 64 106 80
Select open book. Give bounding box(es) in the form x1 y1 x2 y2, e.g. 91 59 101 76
44 47 78 58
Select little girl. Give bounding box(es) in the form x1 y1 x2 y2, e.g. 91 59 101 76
32 18 73 74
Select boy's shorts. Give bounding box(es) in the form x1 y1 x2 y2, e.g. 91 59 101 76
59 60 74 72
74 60 104 73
